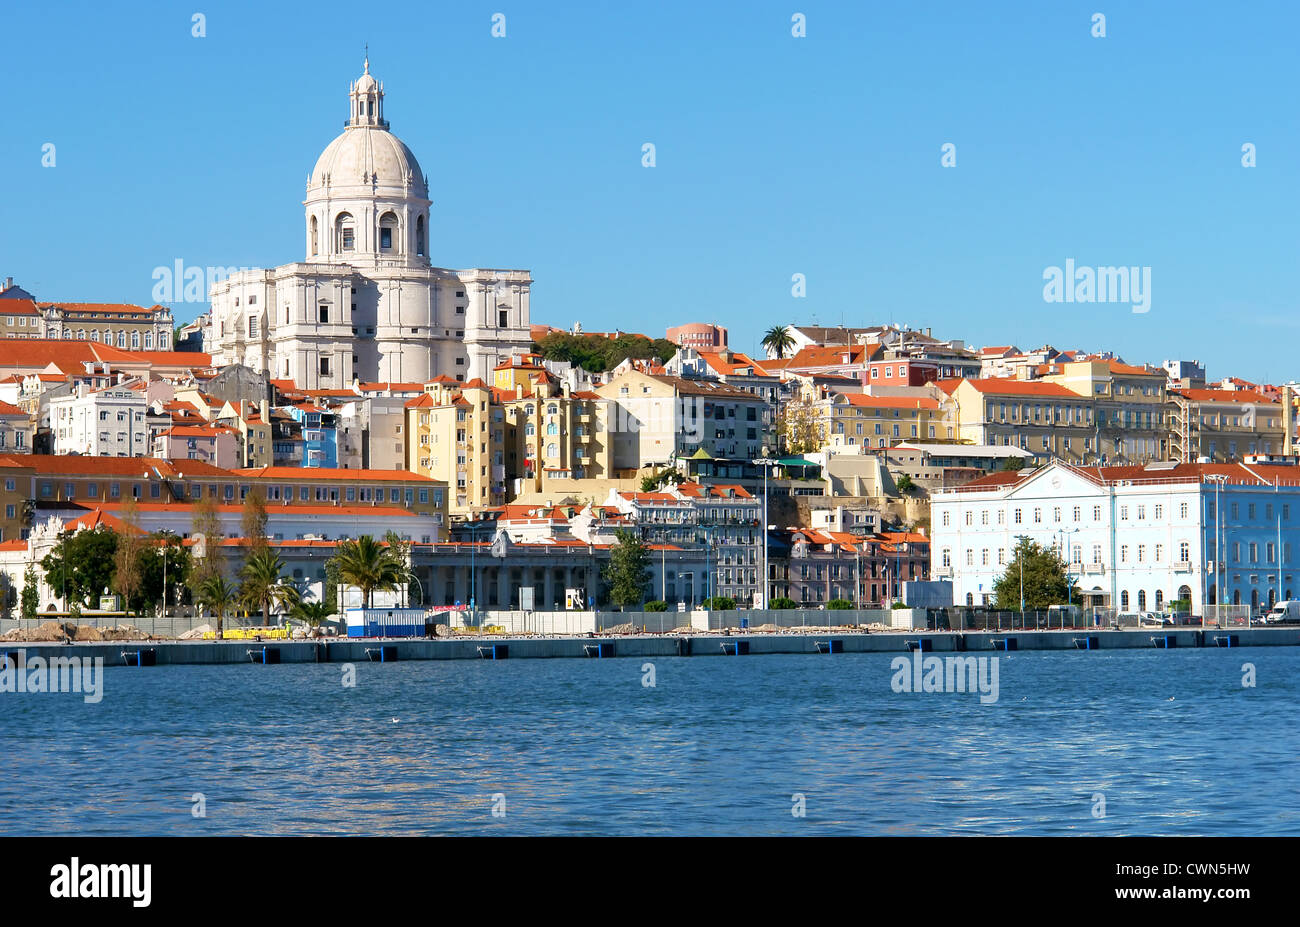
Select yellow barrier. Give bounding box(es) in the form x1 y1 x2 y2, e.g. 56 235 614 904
201 627 290 641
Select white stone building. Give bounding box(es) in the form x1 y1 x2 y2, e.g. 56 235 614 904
49 385 149 457
206 58 533 389
931 458 1300 616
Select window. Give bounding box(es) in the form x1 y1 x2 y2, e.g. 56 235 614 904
319 357 331 376
319 305 329 324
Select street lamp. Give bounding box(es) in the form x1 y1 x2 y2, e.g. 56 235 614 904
752 457 780 610
1056 526 1080 628
464 519 491 627
1207 473 1228 627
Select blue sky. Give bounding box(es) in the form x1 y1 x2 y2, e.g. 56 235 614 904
3 1 1296 381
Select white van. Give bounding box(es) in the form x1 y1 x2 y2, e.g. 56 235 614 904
1263 600 1300 625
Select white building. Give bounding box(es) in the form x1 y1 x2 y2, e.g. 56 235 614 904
932 459 1300 616
206 58 533 388
49 385 149 457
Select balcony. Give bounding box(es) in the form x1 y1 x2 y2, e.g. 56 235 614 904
1173 561 1193 573
1082 563 1105 575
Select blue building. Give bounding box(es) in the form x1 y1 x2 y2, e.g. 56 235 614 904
287 404 339 468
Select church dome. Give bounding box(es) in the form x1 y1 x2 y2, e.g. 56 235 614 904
307 58 427 199
309 127 427 198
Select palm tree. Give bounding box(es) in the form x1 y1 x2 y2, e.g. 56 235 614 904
761 325 796 359
329 535 404 608
239 548 301 627
292 600 333 629
196 574 238 640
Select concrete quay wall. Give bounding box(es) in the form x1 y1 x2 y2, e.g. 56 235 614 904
3 627 1299 667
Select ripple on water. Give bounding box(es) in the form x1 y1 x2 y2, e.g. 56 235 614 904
0 649 1295 834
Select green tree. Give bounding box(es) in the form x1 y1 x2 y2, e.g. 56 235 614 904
993 537 1078 611
895 474 916 494
769 596 797 609
1000 456 1026 472
20 563 38 622
292 600 333 628
196 574 238 639
41 526 119 609
329 535 404 608
826 599 854 609
602 529 651 609
138 531 191 612
239 548 301 626
383 530 416 604
761 325 796 359
776 397 822 455
702 596 736 610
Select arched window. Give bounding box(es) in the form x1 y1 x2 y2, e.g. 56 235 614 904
76 329 85 340
546 443 558 458
336 212 355 252
90 330 99 342
1137 590 1146 611
1155 589 1163 610
524 404 534 415
1120 590 1129 611
415 215 425 257
546 423 558 435
310 216 318 256
117 331 126 348
379 211 398 252
131 332 140 349
547 404 558 415
965 593 973 606
1251 589 1259 609
524 423 535 436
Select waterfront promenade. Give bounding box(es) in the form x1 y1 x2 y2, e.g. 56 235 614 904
5 625 1299 667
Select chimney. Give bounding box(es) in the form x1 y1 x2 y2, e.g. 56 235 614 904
1 277 10 292
260 399 269 423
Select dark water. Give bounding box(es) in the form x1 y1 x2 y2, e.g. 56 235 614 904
1 648 1296 835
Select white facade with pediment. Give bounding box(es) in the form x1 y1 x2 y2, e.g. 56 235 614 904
932 462 1213 614
206 59 533 388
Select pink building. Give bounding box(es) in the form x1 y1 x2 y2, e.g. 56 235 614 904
151 424 240 469
667 322 727 349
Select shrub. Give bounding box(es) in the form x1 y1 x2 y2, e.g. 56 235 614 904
890 601 910 609
826 599 854 610
702 596 736 611
643 600 669 612
768 597 798 610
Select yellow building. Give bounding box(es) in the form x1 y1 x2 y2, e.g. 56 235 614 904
406 378 505 515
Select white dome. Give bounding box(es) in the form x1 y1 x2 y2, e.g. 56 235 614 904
309 126 427 199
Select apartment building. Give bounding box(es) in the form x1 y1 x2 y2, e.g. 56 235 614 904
151 423 240 469
49 384 150 456
945 378 1096 460
606 481 762 605
406 378 506 514
1041 359 1169 462
596 369 771 471
0 400 33 454
1168 388 1283 462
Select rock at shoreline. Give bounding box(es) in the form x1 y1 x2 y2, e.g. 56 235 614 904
179 624 213 640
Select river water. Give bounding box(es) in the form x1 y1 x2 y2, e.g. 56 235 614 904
0 648 1295 835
